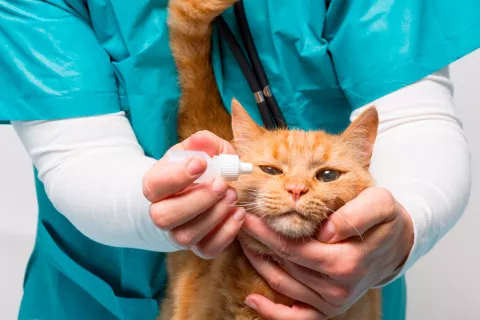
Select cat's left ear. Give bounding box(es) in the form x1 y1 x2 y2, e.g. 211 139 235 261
341 106 379 168
231 98 266 141
231 98 267 155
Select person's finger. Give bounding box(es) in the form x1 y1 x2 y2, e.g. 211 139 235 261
181 130 236 156
142 156 207 202
193 207 246 258
242 213 345 273
282 260 356 309
244 294 326 320
169 188 238 247
241 245 333 313
143 130 235 202
150 177 228 230
317 187 398 243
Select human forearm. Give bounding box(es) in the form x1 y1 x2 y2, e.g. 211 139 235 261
352 67 471 284
12 112 182 252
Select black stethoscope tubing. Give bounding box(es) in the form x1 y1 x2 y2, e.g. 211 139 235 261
215 1 288 130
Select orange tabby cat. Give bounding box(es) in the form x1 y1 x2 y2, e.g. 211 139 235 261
160 0 382 319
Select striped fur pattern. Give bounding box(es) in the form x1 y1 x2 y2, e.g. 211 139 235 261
159 1 382 319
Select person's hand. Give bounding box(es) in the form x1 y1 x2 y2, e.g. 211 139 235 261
240 187 414 320
143 130 246 259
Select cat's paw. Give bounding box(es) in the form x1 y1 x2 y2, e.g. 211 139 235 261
169 0 239 23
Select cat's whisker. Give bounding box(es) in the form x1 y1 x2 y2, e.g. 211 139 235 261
301 235 313 244
238 206 264 211
166 0 380 315
240 199 265 205
262 194 280 199
236 201 264 206
241 187 261 192
259 213 270 220
334 211 368 256
316 204 367 255
236 200 262 204
237 204 264 209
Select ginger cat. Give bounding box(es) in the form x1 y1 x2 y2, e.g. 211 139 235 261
160 0 382 319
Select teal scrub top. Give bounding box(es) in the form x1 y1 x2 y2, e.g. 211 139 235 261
1 1 479 319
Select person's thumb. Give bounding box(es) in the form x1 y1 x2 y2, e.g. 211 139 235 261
180 131 236 156
317 187 397 243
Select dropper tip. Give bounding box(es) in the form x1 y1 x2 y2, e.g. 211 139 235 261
240 162 253 174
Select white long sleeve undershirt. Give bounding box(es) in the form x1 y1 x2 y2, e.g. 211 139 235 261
355 67 471 283
11 67 471 282
12 111 182 252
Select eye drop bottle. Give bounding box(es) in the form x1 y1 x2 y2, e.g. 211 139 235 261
167 150 253 183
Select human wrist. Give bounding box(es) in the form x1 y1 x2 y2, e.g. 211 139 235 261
373 190 428 287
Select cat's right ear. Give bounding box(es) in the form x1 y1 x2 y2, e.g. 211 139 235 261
231 98 266 144
340 106 379 168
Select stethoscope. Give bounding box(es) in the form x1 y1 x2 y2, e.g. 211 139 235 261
215 1 288 130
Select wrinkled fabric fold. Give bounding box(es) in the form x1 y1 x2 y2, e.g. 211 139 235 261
1 0 479 319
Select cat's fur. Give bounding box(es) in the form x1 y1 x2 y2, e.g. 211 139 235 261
160 0 381 319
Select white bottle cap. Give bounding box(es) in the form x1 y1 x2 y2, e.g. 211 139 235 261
216 154 253 181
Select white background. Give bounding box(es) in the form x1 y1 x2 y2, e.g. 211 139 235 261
0 49 479 319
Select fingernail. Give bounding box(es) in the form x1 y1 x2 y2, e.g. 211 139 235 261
212 177 227 193
186 158 205 176
318 220 335 243
194 130 207 138
244 298 257 310
233 208 246 221
191 245 214 260
225 189 238 203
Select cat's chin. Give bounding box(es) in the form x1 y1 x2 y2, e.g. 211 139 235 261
266 212 319 239
237 212 321 259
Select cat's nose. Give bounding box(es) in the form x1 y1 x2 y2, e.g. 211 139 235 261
285 184 309 202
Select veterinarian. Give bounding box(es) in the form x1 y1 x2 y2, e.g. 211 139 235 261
1 1 478 319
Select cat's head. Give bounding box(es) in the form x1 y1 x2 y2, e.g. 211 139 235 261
230 99 378 239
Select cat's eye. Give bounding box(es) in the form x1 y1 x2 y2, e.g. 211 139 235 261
316 170 340 182
259 166 283 175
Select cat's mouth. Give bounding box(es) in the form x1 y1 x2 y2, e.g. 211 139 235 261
279 210 309 218
264 209 319 239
